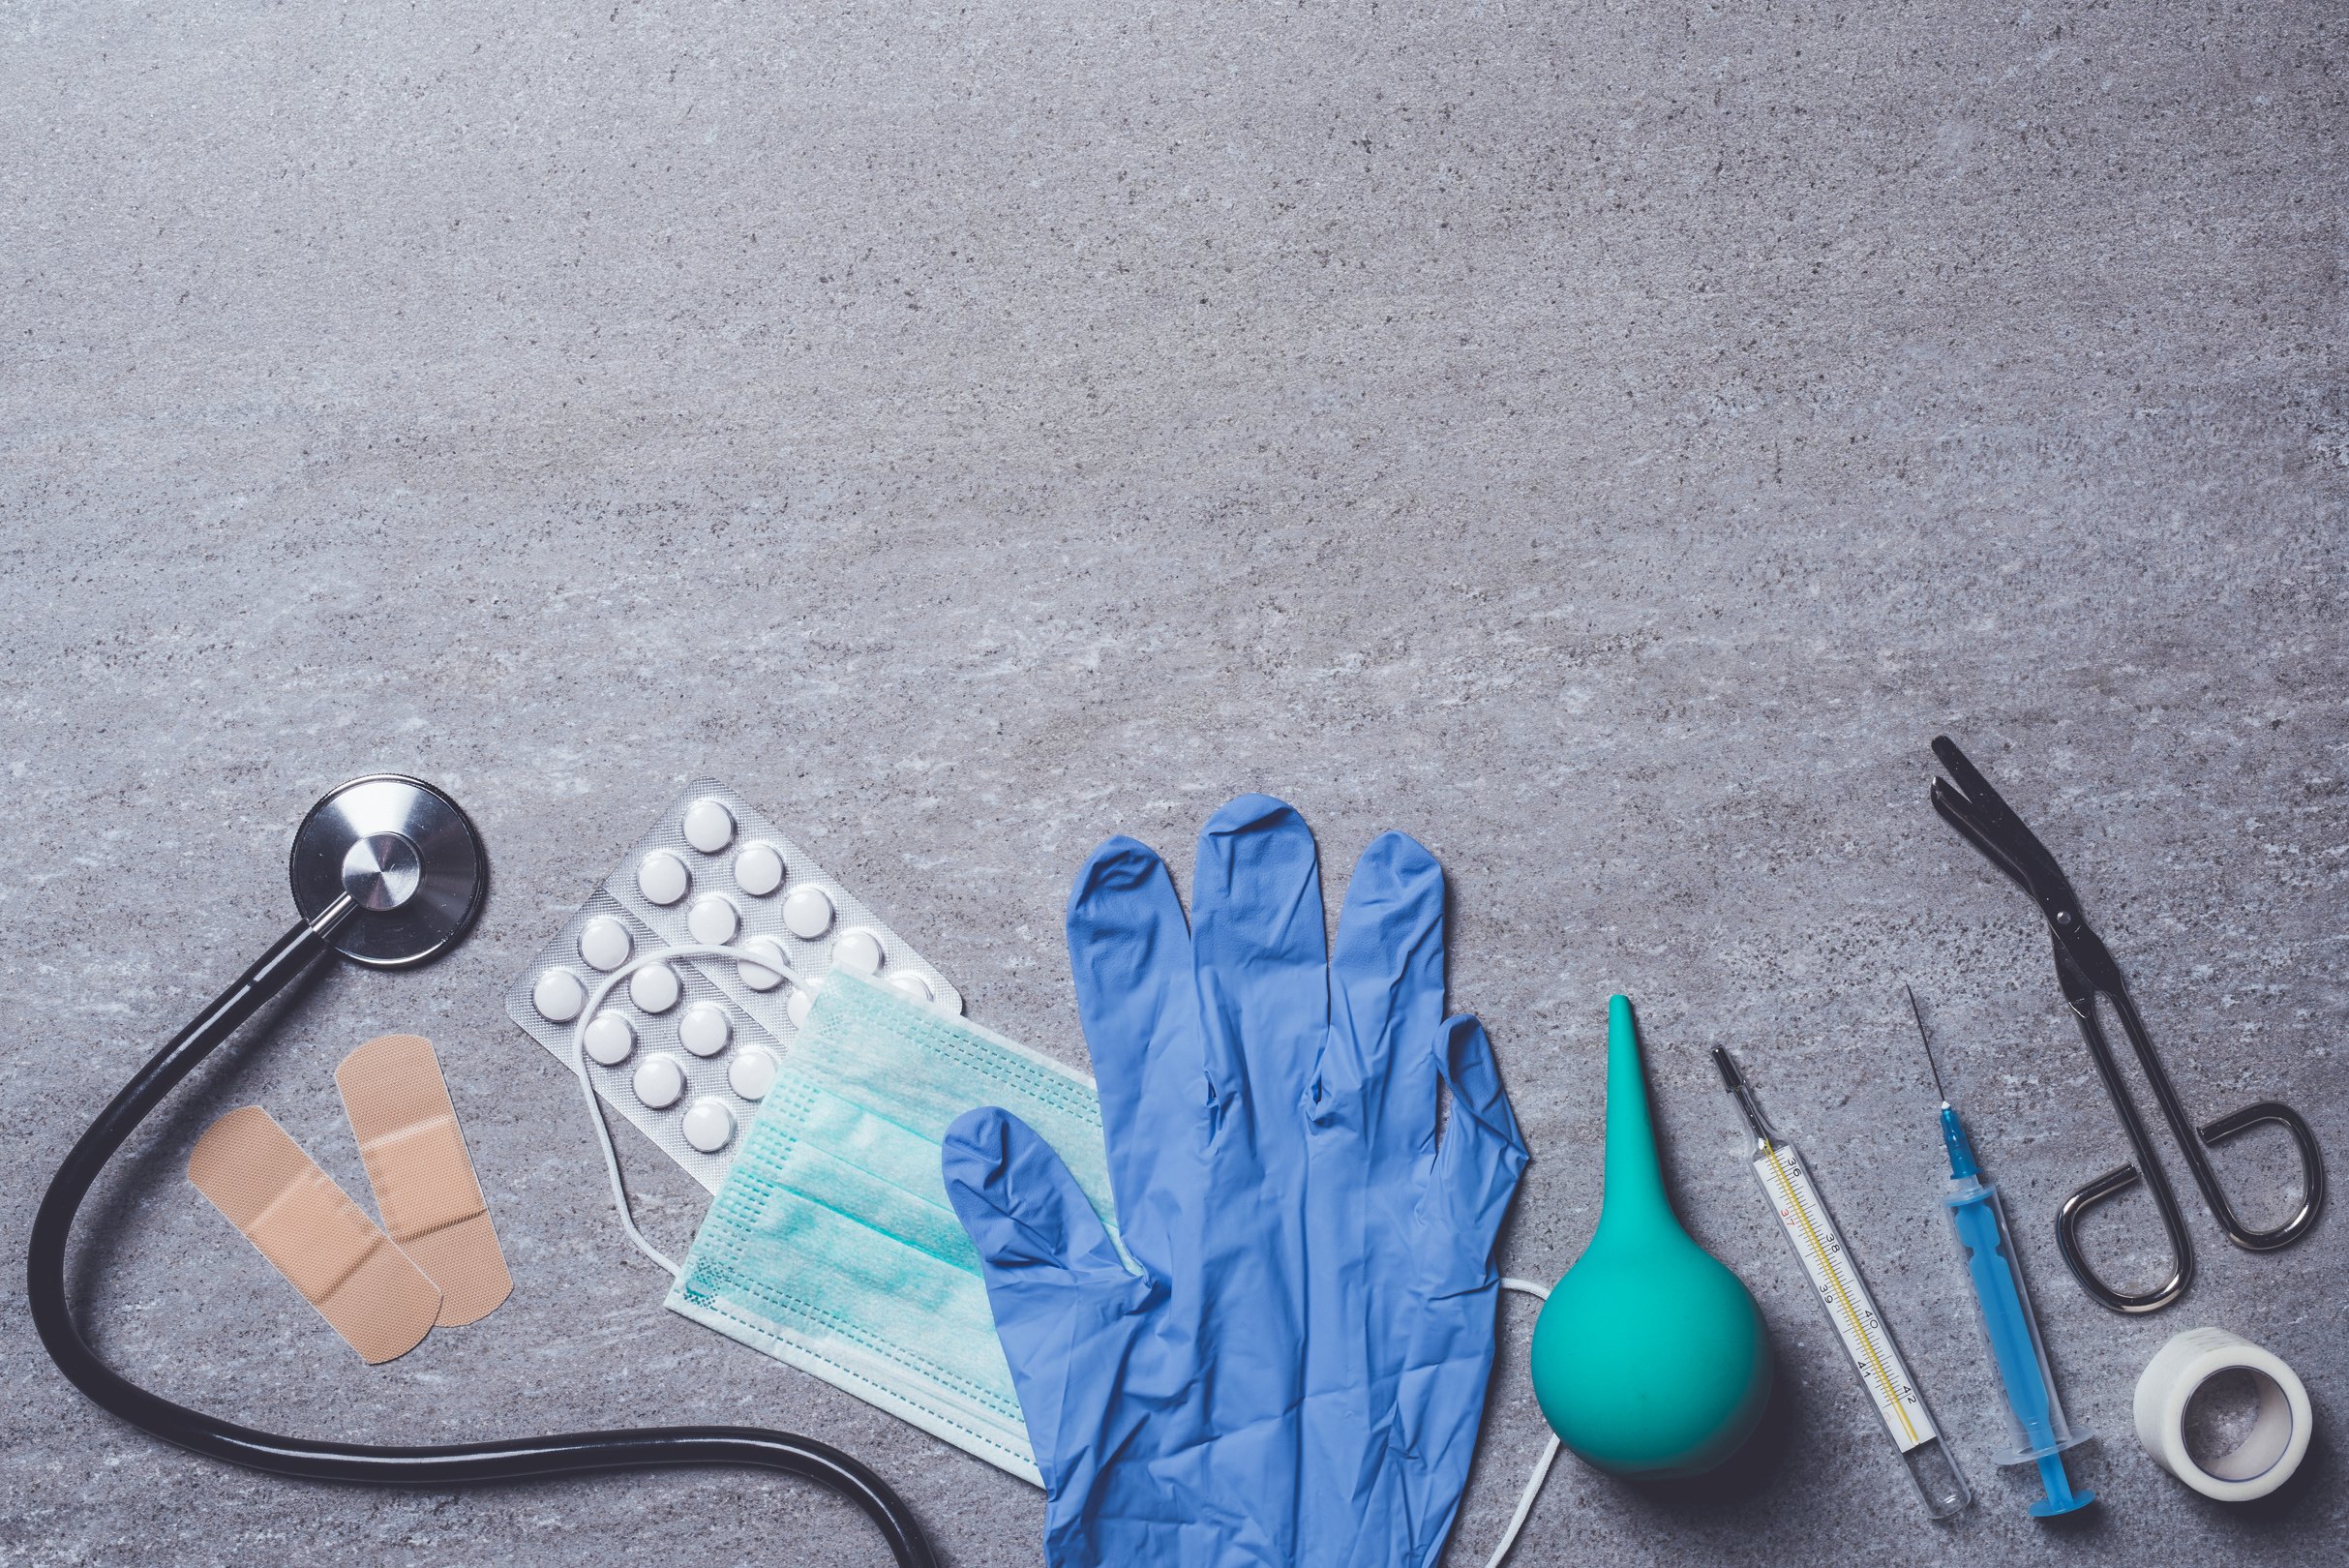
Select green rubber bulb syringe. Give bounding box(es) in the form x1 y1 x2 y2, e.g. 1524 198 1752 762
1529 996 1772 1477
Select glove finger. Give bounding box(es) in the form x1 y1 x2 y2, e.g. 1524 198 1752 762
1327 830 1446 1145
1066 834 1202 1274
1189 795 1328 1127
1420 1014 1529 1266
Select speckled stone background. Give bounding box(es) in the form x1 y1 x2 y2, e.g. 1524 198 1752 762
3 3 2342 1565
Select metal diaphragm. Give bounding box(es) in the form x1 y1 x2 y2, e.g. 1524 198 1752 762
289 775 487 967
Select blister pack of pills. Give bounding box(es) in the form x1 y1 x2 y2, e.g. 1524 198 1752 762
506 779 965 1192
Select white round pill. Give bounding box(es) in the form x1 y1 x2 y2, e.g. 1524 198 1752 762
637 851 690 906
833 927 886 976
629 961 681 1013
678 1001 732 1057
887 971 936 1005
579 917 632 972
686 893 739 946
733 842 784 897
632 1053 687 1110
728 1045 779 1101
682 798 736 855
786 983 816 1030
782 886 835 940
738 936 790 992
532 969 587 1022
681 1097 738 1154
583 1011 636 1067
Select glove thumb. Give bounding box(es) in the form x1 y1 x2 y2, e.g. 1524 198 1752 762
945 1108 1142 1484
945 1105 1135 1296
1422 1013 1529 1267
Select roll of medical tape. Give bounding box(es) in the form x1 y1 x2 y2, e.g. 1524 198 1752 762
2132 1327 2311 1502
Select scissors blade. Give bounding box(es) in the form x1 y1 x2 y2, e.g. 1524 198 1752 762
1929 736 2084 920
1931 777 2042 899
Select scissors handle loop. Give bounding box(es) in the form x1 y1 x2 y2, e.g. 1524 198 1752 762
2054 985 2326 1312
2056 1163 2189 1313
2199 1101 2327 1251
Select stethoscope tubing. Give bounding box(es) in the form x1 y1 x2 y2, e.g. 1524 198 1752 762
26 894 938 1568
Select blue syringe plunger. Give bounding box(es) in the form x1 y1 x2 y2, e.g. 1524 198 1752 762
2031 1453 2093 1518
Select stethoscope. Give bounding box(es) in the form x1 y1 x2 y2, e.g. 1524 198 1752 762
27 775 938 1568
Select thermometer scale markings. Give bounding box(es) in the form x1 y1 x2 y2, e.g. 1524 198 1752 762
1756 1143 1934 1449
1713 1045 1969 1519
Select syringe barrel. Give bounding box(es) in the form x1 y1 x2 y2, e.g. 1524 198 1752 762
1943 1176 2088 1466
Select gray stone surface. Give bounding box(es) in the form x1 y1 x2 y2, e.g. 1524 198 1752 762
3 2 2342 1564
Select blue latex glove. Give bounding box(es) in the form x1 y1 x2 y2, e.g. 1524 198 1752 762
944 795 1528 1568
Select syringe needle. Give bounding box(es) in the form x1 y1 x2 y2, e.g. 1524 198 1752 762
1904 982 1951 1106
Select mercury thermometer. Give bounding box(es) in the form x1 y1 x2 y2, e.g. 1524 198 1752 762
1713 1046 1971 1519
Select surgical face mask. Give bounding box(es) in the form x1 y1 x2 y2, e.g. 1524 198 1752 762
666 971 1113 1482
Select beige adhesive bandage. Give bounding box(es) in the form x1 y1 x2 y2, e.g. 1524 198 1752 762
187 1106 440 1364
336 1034 512 1327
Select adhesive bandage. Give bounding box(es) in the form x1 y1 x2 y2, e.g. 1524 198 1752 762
336 1035 512 1328
187 1106 440 1364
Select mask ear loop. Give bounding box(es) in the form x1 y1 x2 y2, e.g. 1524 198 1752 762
567 944 808 1279
1479 1276 1562 1568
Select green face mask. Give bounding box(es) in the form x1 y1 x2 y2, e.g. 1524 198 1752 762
667 972 1112 1483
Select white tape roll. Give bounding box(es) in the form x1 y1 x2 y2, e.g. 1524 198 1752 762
2132 1327 2311 1502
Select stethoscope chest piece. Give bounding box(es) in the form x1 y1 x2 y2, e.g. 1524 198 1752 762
290 775 487 967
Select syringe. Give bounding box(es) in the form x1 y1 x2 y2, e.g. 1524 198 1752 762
1906 988 2095 1518
1713 1048 1970 1519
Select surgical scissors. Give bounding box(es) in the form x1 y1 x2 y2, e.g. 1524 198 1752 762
1927 736 2325 1313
